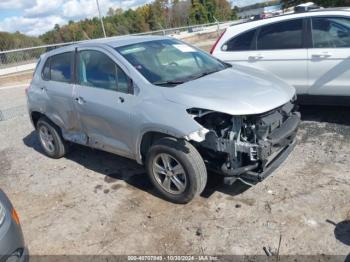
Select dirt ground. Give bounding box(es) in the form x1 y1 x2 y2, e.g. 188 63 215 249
0 70 33 87
0 84 350 257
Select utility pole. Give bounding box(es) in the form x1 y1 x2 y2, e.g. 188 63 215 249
96 0 107 38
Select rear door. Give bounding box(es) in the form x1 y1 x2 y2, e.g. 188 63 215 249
307 16 350 96
41 51 80 132
253 18 308 94
73 47 136 158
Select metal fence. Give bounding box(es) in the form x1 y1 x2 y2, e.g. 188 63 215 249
0 21 236 76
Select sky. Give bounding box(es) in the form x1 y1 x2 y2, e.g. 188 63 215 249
0 0 264 36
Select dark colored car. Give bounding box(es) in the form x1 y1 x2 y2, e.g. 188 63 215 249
0 190 28 262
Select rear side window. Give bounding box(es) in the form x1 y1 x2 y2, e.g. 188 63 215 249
222 29 256 51
50 52 73 83
312 17 350 48
33 58 41 76
257 19 303 50
42 58 50 81
78 50 130 93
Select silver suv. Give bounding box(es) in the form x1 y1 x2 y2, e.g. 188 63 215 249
27 36 300 203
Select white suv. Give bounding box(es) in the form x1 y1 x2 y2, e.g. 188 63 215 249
211 8 350 105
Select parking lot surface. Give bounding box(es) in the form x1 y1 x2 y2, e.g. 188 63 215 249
0 72 350 256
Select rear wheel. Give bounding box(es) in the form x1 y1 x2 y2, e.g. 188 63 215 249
146 137 207 204
37 118 68 159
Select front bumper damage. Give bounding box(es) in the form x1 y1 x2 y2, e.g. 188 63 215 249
239 112 300 183
223 112 300 180
191 101 300 184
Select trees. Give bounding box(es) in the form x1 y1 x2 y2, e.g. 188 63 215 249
190 0 209 24
170 0 191 27
148 0 167 30
1 0 239 50
189 0 234 25
214 0 233 21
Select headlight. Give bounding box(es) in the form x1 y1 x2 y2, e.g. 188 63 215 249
0 202 6 227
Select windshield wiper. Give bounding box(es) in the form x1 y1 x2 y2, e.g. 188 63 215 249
153 80 185 87
153 69 222 86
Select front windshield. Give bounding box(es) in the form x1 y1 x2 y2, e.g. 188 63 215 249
116 39 228 86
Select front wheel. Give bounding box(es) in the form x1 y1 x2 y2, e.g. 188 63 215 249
145 138 207 204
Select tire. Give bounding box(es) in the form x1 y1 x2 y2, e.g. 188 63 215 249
37 117 68 159
145 137 207 204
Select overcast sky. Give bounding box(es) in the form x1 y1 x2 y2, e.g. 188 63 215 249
0 0 264 36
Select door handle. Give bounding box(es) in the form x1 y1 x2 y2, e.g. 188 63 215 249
248 54 263 61
40 86 47 91
312 52 332 59
118 96 125 103
75 96 86 104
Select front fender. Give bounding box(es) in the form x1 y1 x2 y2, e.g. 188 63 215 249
132 99 205 164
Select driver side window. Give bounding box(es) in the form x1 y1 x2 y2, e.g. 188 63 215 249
78 50 130 93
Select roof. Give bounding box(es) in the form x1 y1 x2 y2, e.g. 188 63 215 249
310 7 350 12
79 35 169 48
230 7 350 29
42 35 170 57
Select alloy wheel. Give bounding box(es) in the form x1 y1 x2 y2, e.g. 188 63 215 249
39 125 56 153
152 153 187 195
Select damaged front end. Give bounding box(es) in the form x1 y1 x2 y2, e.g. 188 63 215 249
187 101 300 184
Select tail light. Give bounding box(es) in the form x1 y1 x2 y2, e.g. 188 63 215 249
210 29 226 54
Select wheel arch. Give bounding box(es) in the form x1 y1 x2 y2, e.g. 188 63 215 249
137 130 182 165
30 111 63 135
30 111 44 128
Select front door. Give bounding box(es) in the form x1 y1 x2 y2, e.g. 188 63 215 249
73 48 136 158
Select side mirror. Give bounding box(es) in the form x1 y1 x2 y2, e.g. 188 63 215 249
127 78 134 95
128 78 140 95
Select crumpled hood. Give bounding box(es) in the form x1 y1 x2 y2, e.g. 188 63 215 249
161 65 295 115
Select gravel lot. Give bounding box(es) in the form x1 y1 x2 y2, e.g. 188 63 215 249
0 76 350 257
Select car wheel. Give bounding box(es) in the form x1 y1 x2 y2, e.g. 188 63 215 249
146 137 207 204
37 117 68 159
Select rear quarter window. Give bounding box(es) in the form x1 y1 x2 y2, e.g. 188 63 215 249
33 58 41 76
50 52 73 83
222 29 256 51
41 57 50 81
